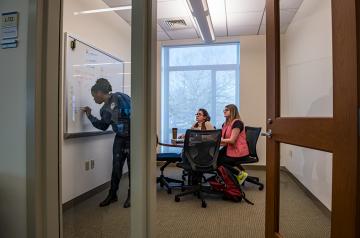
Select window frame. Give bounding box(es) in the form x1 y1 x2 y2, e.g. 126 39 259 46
161 42 240 144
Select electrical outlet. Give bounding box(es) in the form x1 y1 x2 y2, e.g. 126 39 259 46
85 161 90 171
90 160 95 169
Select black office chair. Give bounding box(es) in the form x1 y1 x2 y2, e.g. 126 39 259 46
235 126 264 190
156 137 184 194
175 129 222 208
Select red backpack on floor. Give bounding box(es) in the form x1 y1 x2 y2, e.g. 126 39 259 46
209 165 253 205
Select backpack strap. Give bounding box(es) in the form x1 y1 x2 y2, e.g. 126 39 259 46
223 166 255 205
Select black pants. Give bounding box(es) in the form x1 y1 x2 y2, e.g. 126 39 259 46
217 147 242 175
110 135 130 196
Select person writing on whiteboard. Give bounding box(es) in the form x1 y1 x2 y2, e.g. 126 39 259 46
82 78 131 208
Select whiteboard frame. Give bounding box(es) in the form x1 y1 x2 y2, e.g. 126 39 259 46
63 32 125 139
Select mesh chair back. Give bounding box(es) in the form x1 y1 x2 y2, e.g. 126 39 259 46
183 129 222 172
245 126 261 159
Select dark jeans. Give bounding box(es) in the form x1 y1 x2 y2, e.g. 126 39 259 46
110 135 130 196
217 147 242 175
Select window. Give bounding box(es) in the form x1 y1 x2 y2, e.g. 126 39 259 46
161 43 240 148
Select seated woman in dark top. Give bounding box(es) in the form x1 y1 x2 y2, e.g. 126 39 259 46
218 104 249 184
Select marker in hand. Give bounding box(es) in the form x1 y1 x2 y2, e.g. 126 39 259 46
81 106 91 116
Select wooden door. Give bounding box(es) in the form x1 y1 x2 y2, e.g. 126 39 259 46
265 0 359 237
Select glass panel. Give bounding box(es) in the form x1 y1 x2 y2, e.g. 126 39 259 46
280 0 333 117
169 44 239 66
279 143 332 237
215 70 236 128
161 43 240 149
61 0 131 237
168 70 212 136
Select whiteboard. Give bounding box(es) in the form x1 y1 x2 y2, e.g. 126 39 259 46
64 34 125 138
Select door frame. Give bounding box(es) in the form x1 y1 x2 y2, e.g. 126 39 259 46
29 0 158 237
27 0 62 237
265 0 360 237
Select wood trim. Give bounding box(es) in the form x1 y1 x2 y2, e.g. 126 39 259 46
332 0 360 237
357 1 360 236
274 232 283 238
266 0 280 237
272 118 334 152
62 181 110 211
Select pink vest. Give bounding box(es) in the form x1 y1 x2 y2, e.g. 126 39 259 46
222 119 249 158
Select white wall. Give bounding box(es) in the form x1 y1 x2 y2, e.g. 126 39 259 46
61 0 131 203
157 35 267 165
0 1 29 237
280 0 333 209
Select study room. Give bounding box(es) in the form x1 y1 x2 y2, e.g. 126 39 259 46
59 0 331 237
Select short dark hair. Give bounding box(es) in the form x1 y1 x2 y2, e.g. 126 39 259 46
91 78 112 94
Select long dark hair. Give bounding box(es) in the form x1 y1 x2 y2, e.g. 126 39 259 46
194 108 211 130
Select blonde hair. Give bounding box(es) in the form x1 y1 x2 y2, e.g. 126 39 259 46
225 104 241 124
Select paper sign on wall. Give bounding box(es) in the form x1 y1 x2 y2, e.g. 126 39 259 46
1 12 19 49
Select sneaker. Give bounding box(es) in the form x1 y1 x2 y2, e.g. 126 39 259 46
236 171 248 185
99 194 118 207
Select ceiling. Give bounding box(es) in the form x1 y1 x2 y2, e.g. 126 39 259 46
102 0 304 41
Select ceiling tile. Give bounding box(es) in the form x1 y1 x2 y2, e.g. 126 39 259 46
225 0 265 13
262 9 296 25
280 0 304 9
213 25 228 37
115 9 131 23
208 0 228 37
157 0 189 19
227 12 263 27
280 9 297 24
228 25 259 36
102 0 131 7
157 31 170 41
166 28 198 40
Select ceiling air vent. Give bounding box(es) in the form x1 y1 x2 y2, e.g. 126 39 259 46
165 19 186 29
159 17 193 31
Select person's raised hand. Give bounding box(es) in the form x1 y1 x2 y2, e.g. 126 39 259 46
81 106 92 116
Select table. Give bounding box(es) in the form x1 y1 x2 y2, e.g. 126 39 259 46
158 139 184 148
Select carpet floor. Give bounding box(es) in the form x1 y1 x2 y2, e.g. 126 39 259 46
63 168 330 238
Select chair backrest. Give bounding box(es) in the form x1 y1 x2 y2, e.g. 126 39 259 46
245 126 261 160
183 129 222 172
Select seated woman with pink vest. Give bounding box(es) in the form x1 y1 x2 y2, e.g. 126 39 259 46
218 104 249 184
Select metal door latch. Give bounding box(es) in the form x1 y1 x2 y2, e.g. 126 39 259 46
261 129 272 138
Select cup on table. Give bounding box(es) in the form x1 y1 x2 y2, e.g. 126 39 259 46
172 128 178 140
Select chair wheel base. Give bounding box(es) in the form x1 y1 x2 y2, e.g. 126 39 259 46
201 201 207 208
175 197 180 202
259 185 264 191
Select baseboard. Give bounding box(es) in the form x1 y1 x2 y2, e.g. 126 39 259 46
62 181 110 211
280 166 331 218
242 164 266 170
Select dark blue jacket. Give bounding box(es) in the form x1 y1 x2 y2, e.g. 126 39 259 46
88 92 131 137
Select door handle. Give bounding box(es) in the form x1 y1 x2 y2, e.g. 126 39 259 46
261 129 272 138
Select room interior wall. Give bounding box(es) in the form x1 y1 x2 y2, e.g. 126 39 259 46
61 0 131 203
0 1 29 237
280 0 333 210
157 35 267 165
